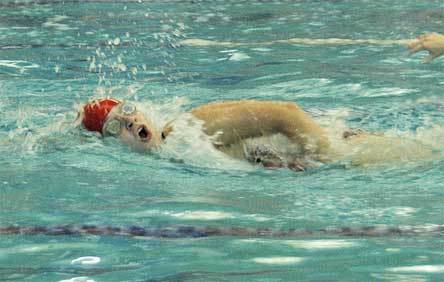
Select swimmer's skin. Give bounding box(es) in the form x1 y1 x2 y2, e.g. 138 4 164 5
190 100 330 156
102 103 162 152
181 32 444 63
407 32 444 63
102 100 330 161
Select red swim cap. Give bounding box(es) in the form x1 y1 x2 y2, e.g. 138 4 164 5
82 98 121 133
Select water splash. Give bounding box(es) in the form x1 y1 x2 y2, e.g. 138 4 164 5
1 103 81 156
139 98 252 170
318 104 444 167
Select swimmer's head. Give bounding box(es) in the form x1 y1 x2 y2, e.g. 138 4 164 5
82 98 120 133
82 98 162 151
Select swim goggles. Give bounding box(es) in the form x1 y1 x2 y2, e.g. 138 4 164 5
104 102 137 135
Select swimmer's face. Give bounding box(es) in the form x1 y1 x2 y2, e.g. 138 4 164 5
102 103 162 151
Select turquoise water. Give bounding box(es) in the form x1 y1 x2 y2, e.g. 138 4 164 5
1 0 444 281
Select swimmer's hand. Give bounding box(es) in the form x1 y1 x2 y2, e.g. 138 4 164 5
408 33 444 63
247 145 305 172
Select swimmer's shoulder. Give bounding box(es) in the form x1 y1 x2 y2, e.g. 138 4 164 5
191 100 301 113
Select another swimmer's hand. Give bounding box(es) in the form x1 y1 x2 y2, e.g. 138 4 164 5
408 33 444 63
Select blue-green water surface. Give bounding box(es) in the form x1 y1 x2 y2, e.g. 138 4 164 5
1 1 444 281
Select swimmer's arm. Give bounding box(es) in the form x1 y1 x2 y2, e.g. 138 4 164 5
181 37 414 48
191 101 330 154
181 35 444 63
407 32 444 63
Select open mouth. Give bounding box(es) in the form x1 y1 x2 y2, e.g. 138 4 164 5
137 125 151 141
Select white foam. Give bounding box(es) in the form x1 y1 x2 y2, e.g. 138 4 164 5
52 15 70 22
168 210 234 220
385 248 401 253
71 256 101 265
127 208 268 222
219 49 238 53
0 27 30 30
414 124 444 150
128 209 159 217
244 214 270 222
3 243 98 254
250 72 302 82
251 47 272 52
237 239 265 244
393 207 417 217
43 15 76 31
195 16 210 23
243 27 272 33
283 239 358 250
153 99 251 170
387 265 444 273
0 60 39 69
361 87 417 97
251 256 304 265
342 206 418 221
15 246 44 253
236 239 358 250
371 273 426 282
59 277 95 282
229 52 251 61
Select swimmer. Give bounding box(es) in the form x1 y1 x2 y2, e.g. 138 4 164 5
80 98 330 170
80 98 434 170
181 32 444 63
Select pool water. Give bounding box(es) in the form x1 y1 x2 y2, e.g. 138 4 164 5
1 0 444 281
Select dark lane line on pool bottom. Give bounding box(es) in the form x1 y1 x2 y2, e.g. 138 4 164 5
1 224 443 238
